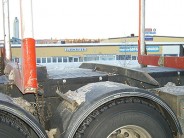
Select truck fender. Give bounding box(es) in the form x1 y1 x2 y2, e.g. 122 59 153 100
0 93 48 138
55 81 182 138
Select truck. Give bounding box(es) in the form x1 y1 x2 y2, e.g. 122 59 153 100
0 0 184 138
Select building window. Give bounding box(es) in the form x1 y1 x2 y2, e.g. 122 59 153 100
42 58 46 63
84 57 92 61
74 57 79 62
132 56 137 60
52 57 57 63
37 58 41 63
116 55 132 60
58 57 62 62
63 57 68 62
84 55 99 61
79 57 83 62
124 55 131 60
47 57 51 63
99 55 115 61
116 55 124 60
69 57 73 62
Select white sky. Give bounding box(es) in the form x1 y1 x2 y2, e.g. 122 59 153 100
1 0 184 39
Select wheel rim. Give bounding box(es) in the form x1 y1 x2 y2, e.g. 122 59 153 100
107 125 152 138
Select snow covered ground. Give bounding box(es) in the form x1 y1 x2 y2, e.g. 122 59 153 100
41 60 140 71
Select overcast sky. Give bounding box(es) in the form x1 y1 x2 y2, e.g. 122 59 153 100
1 0 184 39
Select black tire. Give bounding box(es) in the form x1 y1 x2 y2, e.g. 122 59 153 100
75 98 173 138
0 111 31 138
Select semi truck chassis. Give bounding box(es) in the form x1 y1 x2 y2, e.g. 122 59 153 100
0 62 183 137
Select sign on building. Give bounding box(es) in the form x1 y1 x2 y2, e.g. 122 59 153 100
145 28 156 41
65 47 87 52
119 46 160 52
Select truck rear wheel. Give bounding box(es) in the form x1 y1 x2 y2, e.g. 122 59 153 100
75 98 173 138
0 111 32 138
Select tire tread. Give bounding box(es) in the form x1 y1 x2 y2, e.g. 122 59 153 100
0 111 31 138
74 97 173 138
